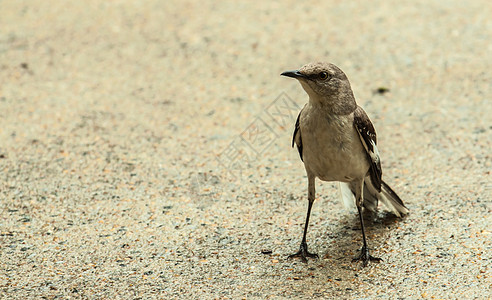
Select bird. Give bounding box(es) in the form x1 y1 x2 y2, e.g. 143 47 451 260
281 62 408 266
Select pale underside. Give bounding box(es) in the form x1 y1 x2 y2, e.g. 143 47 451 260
295 103 370 183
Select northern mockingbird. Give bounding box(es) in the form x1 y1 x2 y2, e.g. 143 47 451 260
281 62 408 266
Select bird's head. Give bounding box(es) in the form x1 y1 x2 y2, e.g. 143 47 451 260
281 62 356 113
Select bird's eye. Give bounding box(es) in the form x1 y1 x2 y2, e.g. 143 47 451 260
319 72 329 80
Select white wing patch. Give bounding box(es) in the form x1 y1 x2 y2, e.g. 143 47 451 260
356 127 380 165
369 140 380 165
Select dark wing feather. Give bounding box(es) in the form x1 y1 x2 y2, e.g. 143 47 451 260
354 106 382 192
292 111 303 161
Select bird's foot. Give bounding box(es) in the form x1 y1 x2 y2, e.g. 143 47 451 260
352 246 382 267
288 242 319 262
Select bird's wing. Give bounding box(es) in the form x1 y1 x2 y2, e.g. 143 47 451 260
292 109 303 161
353 106 382 192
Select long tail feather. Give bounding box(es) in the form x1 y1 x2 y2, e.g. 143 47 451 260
340 178 409 217
379 180 409 217
339 182 356 210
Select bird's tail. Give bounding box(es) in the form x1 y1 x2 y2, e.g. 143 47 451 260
339 179 409 217
339 182 356 210
364 178 409 217
378 180 409 217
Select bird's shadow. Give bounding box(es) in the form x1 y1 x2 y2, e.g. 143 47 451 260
278 208 406 284
319 209 404 264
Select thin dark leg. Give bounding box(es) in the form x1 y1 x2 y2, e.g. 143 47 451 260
288 199 319 262
352 205 382 266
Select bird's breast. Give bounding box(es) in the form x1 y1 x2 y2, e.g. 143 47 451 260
300 110 369 182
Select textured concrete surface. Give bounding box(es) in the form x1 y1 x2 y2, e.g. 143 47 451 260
0 1 491 299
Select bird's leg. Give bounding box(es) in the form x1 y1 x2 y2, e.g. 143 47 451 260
353 201 382 267
289 176 318 262
288 198 318 261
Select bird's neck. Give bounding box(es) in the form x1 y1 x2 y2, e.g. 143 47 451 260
308 93 357 115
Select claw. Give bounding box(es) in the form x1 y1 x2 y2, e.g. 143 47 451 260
288 242 319 262
352 245 382 267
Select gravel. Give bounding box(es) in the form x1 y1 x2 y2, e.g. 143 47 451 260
0 0 490 299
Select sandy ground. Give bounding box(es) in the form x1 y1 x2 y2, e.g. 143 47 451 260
1 0 491 299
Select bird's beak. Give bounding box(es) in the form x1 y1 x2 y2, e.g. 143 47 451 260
281 70 307 80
